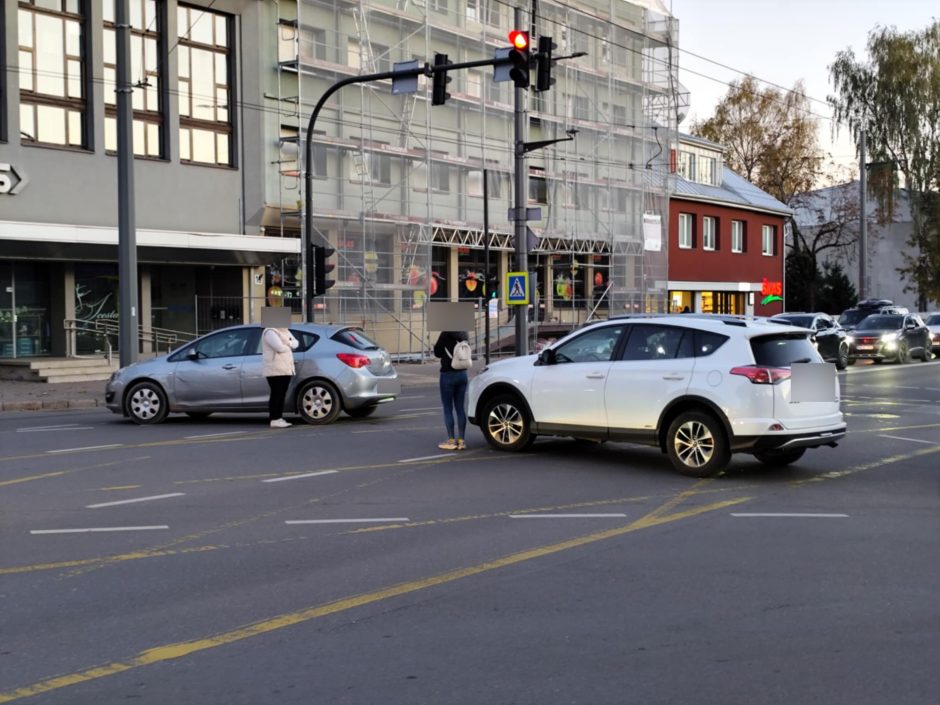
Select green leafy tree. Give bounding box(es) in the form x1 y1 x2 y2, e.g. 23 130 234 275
829 21 940 308
691 76 822 204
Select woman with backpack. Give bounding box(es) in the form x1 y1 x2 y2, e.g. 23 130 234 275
433 330 471 450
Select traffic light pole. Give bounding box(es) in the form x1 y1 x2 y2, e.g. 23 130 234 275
512 7 529 356
302 56 512 322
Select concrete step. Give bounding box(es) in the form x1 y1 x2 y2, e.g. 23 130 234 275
42 372 114 384
30 358 117 371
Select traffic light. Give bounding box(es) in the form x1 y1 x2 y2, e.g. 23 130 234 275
431 53 452 106
535 36 556 92
312 244 336 298
507 30 530 89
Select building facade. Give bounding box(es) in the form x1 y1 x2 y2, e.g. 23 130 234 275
0 0 679 359
668 134 789 316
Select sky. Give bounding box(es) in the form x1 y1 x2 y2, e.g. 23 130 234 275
668 0 938 178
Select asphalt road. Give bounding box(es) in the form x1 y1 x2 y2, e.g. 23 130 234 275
1 361 939 704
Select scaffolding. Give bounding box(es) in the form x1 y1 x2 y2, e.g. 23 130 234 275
266 0 678 355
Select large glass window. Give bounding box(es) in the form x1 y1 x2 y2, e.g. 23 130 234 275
103 0 163 157
18 0 87 147
178 4 232 166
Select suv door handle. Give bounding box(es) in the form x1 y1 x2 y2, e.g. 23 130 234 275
222 364 238 370
662 374 685 380
585 373 605 379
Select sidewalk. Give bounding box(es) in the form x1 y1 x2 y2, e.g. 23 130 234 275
0 360 447 412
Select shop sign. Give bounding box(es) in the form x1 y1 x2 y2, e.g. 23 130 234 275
0 163 28 195
760 278 783 305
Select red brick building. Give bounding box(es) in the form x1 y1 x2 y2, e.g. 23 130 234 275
668 134 790 316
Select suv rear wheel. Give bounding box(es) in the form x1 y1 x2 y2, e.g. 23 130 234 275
666 411 730 477
481 394 535 452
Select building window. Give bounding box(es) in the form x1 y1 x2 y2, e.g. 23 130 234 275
529 172 548 204
364 150 391 185
762 224 776 256
280 125 326 179
178 4 232 166
18 0 88 147
677 151 695 181
731 220 745 253
299 26 327 63
347 39 388 73
468 170 502 199
702 216 716 250
465 70 481 99
700 155 717 185
430 161 449 192
103 0 163 157
430 0 448 14
678 213 693 249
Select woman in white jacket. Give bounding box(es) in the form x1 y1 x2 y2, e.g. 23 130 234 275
262 326 298 428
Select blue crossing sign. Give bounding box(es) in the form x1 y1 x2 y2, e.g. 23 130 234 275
505 271 529 305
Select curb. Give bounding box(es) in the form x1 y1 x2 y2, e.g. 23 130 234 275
0 399 104 412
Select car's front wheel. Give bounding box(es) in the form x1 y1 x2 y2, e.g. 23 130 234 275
481 394 535 452
665 411 730 477
836 343 849 370
126 381 169 425
753 448 806 467
896 341 910 364
297 379 342 425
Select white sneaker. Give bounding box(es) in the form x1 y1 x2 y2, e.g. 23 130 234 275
270 419 292 428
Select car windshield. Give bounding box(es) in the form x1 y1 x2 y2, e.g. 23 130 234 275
838 310 870 327
750 334 820 366
925 314 940 326
332 327 380 351
771 315 814 328
857 314 902 330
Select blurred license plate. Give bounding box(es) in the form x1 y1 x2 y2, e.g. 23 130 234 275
857 345 874 350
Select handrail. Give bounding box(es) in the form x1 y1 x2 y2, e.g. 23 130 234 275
63 319 200 361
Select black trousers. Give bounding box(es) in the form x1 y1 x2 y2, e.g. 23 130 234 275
266 375 291 421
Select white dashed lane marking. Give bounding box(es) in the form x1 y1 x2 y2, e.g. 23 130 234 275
86 493 185 509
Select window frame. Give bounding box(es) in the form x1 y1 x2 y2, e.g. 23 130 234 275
731 220 744 253
678 213 693 249
1 2 7 143
177 3 235 167
18 0 92 149
702 216 716 251
762 224 776 256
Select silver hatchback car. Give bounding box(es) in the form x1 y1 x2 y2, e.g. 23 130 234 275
105 324 400 425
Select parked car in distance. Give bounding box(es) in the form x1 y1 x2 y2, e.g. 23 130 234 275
467 314 845 478
768 312 849 370
838 298 908 332
845 313 932 364
105 324 400 425
923 312 940 354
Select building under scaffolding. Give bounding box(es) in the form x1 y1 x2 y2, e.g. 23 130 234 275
263 0 678 356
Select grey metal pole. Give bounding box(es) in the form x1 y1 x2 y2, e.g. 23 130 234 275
483 168 491 364
116 0 138 366
858 129 867 300
513 7 529 356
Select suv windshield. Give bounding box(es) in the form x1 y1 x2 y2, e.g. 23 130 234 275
750 334 820 366
838 310 870 327
857 315 903 331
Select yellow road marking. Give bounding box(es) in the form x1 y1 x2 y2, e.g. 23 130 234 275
0 494 750 703
0 459 140 488
792 443 940 485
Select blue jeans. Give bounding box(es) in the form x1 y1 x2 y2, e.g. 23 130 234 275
439 370 468 440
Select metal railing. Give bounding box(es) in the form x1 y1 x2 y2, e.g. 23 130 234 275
64 319 199 361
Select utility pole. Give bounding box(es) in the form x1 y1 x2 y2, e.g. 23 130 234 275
858 129 867 300
116 0 138 366
513 6 529 356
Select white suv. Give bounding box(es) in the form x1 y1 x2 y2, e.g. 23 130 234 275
467 315 846 477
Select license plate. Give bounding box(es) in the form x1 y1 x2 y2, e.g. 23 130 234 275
857 345 874 350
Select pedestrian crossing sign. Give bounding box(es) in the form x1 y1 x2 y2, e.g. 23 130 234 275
505 271 529 305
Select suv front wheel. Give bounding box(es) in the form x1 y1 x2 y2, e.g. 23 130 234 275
666 411 730 477
481 394 535 452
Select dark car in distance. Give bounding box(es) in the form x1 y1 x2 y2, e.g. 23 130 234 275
769 312 849 370
838 298 908 332
924 313 940 354
846 313 932 364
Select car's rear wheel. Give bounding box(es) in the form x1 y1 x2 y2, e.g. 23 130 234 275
185 411 212 420
665 411 730 477
897 342 910 364
297 379 341 425
345 404 378 419
481 394 535 452
753 448 806 467
126 381 169 425
836 343 849 370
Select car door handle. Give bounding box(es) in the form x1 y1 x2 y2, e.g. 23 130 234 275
662 374 685 380
222 364 238 370
585 373 606 379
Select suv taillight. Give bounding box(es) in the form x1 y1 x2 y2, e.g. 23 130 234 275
730 365 791 384
337 352 371 369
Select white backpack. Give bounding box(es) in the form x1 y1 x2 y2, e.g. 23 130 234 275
449 340 473 370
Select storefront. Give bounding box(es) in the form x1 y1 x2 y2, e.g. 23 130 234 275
0 262 52 358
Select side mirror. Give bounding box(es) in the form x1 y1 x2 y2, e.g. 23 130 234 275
537 348 556 366
186 348 201 361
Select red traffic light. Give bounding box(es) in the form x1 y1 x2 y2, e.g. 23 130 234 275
509 30 529 51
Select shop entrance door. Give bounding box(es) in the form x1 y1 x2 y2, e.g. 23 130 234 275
0 262 15 358
0 262 52 359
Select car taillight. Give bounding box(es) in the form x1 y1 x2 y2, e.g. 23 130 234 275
730 365 791 384
337 352 371 369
